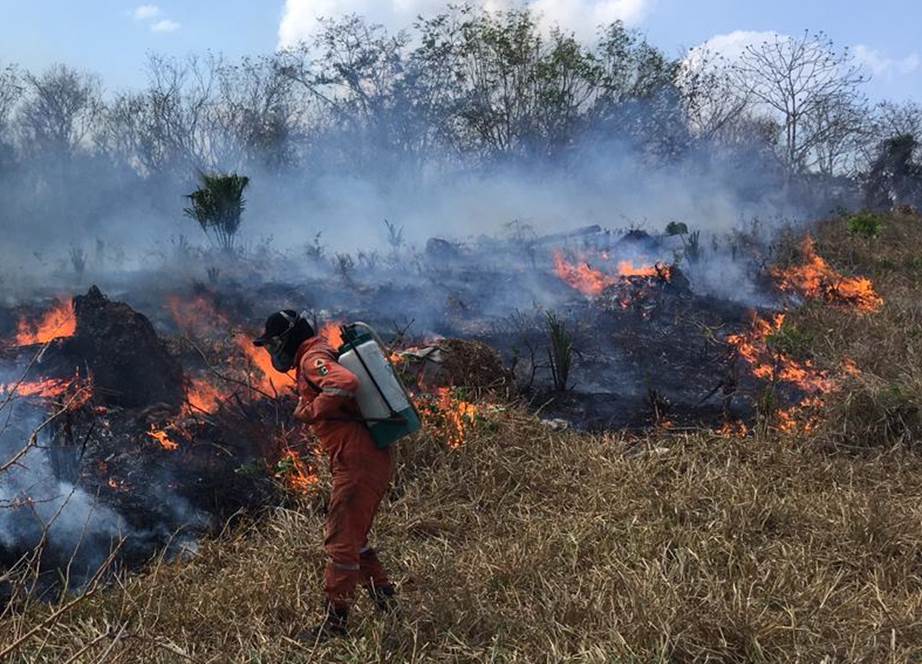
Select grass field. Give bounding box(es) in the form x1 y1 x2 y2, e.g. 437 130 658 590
2 211 922 663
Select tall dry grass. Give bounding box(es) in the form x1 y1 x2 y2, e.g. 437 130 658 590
4 412 922 662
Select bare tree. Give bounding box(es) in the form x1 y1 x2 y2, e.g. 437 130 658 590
731 31 867 174
104 55 220 175
679 49 752 142
806 92 870 177
17 65 103 157
0 62 23 144
213 54 302 170
874 100 922 140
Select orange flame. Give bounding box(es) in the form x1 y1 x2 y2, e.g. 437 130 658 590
166 294 229 336
771 236 883 313
320 321 344 348
14 298 76 346
553 251 614 296
727 314 836 394
277 449 319 494
146 426 179 451
1 372 93 409
427 387 479 448
728 314 837 432
235 336 289 396
4 378 71 399
553 251 670 297
183 377 223 414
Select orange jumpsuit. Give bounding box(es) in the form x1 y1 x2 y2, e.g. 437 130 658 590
293 336 394 610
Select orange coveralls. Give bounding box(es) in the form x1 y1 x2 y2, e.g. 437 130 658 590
293 336 394 609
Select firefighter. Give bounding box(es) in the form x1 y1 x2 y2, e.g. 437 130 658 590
253 310 396 640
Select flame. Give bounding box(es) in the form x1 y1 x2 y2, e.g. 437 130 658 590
184 377 223 414
842 358 862 378
728 314 836 394
14 298 76 346
166 294 229 336
235 336 287 396
717 421 750 437
728 314 837 432
4 378 72 399
276 449 319 494
771 236 883 313
616 259 659 278
419 387 478 448
553 251 671 297
146 426 179 451
553 251 614 296
1 372 93 409
320 321 344 348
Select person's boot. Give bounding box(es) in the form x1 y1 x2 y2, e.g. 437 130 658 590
297 603 349 642
365 584 397 613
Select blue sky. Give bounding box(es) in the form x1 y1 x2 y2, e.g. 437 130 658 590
1 1 920 102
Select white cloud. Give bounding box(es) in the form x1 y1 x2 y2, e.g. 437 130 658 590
853 45 921 79
132 4 161 20
277 0 654 49
151 19 181 33
689 30 781 66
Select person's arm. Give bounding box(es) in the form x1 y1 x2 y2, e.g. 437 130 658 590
293 351 361 423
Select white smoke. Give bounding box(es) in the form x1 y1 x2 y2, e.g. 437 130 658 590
277 0 654 47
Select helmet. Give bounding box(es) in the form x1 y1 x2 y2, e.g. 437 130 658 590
252 310 314 372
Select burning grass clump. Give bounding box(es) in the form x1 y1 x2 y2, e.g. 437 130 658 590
777 211 922 449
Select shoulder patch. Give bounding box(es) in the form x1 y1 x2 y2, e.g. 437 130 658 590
313 357 329 376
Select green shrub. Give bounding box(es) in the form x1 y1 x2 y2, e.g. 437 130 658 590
847 212 884 239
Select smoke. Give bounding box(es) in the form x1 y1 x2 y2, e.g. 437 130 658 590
0 397 127 589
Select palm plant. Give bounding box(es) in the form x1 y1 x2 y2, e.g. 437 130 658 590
183 173 251 252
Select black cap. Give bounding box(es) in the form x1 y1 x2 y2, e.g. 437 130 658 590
252 310 299 347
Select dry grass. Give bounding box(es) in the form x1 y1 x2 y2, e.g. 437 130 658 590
784 211 922 448
4 413 922 662
4 211 922 662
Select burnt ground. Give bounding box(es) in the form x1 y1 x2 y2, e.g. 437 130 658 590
0 234 792 596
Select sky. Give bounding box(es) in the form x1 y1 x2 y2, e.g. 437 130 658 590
0 0 920 103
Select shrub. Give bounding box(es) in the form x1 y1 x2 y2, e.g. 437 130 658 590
847 212 884 239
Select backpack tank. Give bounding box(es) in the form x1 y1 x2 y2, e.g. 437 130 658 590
336 322 421 448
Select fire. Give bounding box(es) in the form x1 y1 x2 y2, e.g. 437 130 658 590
717 420 750 437
1 371 94 409
146 426 179 451
320 321 344 348
14 298 76 346
184 377 224 414
553 251 671 298
418 387 479 448
617 259 659 278
728 314 836 394
771 236 883 313
4 378 71 399
728 314 837 432
553 251 614 296
166 294 229 336
235 336 289 396
276 449 319 494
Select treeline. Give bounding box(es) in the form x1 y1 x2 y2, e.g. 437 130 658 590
1 7 921 245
